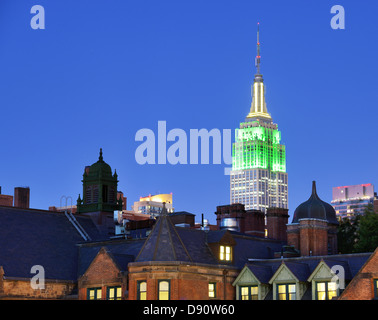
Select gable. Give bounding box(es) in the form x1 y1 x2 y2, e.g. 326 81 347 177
219 231 237 246
233 266 260 286
269 263 298 283
83 247 121 282
308 261 333 282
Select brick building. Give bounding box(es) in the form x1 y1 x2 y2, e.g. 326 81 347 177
0 206 103 299
338 247 378 300
287 181 338 256
78 204 284 300
0 151 376 300
233 251 375 300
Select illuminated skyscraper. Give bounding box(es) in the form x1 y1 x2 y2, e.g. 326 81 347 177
331 183 377 219
132 193 174 218
230 24 288 212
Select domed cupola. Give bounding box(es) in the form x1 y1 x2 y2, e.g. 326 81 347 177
77 148 122 214
85 148 113 179
292 181 338 225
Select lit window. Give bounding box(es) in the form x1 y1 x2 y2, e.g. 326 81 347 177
374 279 378 299
277 284 296 300
220 245 232 261
240 286 258 300
158 280 170 300
107 286 122 300
138 281 147 300
209 283 216 298
316 281 337 300
87 287 102 300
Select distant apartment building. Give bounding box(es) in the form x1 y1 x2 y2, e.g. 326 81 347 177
331 183 377 219
132 193 174 217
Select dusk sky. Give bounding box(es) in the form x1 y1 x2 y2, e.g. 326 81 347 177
1 0 378 224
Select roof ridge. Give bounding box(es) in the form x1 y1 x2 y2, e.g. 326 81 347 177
153 217 164 260
167 214 193 262
135 215 192 262
134 216 161 261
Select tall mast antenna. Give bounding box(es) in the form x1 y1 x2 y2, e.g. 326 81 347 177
255 22 261 74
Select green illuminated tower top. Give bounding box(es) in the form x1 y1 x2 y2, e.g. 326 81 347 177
232 23 286 173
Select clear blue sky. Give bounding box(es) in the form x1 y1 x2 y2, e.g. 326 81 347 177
1 0 378 224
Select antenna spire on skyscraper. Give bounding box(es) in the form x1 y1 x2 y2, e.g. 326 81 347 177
255 22 261 74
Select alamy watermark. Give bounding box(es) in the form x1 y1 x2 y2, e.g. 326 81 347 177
30 5 45 30
331 264 345 290
30 265 45 290
135 121 232 174
330 5 345 29
28 5 344 30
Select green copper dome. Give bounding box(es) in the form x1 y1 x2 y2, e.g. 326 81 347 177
77 148 122 214
84 148 113 180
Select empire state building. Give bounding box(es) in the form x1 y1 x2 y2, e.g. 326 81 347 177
230 24 288 212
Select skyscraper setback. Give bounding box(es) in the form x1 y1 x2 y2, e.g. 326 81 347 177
230 24 288 212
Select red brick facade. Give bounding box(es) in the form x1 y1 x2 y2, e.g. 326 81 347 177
266 207 289 241
339 248 378 300
299 219 328 256
0 266 75 299
0 195 13 207
287 219 338 256
215 204 265 237
78 247 128 300
128 262 238 300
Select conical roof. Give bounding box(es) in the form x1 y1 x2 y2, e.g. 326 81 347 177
135 204 192 262
292 181 338 225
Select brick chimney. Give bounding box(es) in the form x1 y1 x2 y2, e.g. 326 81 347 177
14 187 30 209
266 207 289 241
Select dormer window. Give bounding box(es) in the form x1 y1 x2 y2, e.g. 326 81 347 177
277 283 296 300
220 245 232 261
316 281 337 300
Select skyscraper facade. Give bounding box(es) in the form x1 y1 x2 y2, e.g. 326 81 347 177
230 25 288 212
331 183 376 219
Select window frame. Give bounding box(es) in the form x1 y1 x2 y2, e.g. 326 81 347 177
374 279 378 300
158 280 171 300
219 245 232 262
315 281 338 300
239 285 259 300
208 282 216 299
87 287 102 300
276 283 296 300
106 286 122 300
137 280 147 300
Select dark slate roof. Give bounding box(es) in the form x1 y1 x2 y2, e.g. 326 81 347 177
292 181 338 225
284 261 311 282
176 228 218 265
77 238 145 277
170 211 195 216
230 233 284 268
247 264 275 284
135 214 192 263
131 218 286 268
0 206 103 281
206 230 227 244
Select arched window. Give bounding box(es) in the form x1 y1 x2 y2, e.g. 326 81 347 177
158 280 170 300
137 281 147 300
